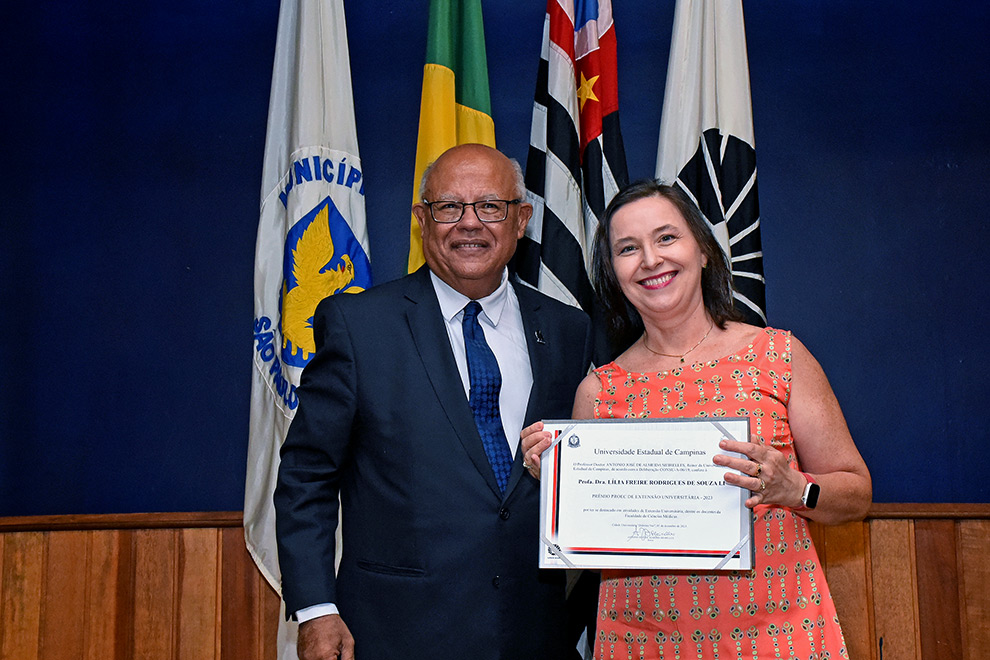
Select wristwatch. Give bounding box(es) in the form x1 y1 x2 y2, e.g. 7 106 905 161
800 474 820 509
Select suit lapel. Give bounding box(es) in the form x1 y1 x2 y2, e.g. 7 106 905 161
504 282 549 498
404 269 504 498
516 284 550 426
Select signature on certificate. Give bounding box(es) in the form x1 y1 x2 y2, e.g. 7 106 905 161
627 525 674 542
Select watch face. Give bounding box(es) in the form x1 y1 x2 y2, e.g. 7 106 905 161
804 483 821 509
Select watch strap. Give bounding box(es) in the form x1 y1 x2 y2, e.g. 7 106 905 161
798 473 820 510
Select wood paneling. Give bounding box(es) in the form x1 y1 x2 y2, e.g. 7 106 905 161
133 529 176 659
261 576 281 660
176 528 219 660
39 531 89 660
0 514 281 660
868 519 920 660
958 521 990 660
915 520 963 660
86 530 126 660
2 506 988 660
220 526 262 660
821 521 873 660
1 532 45 660
0 512 245 532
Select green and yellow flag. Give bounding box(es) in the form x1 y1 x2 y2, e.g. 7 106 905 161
407 0 495 273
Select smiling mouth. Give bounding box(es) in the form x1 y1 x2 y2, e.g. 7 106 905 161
640 272 675 288
453 241 489 249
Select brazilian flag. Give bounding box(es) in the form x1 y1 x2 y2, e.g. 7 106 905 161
407 0 496 273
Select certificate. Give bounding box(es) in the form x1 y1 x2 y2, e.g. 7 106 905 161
539 418 753 571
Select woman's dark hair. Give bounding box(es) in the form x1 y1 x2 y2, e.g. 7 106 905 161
592 180 742 351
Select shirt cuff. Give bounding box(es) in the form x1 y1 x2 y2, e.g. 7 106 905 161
295 603 339 623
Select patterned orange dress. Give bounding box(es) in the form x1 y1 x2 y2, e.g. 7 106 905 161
592 328 847 660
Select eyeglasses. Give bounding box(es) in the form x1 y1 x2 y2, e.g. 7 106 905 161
422 199 521 223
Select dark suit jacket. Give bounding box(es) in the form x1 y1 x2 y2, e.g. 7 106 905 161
274 267 594 660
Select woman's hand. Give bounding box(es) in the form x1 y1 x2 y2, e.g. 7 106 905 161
520 421 553 480
714 438 806 510
712 335 872 523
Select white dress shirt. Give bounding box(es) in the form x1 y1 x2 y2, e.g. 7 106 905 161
430 268 534 458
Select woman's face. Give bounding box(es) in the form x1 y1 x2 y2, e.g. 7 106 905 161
609 195 708 319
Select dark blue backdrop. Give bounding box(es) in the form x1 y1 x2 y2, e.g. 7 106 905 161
3 0 988 516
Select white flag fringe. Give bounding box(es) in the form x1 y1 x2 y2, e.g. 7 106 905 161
245 1 370 657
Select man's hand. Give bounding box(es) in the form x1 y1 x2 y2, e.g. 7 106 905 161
298 614 355 660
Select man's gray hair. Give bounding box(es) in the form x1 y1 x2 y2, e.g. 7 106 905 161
418 156 527 200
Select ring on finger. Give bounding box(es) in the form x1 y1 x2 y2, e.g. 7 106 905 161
759 478 766 492
523 462 533 469
754 463 762 477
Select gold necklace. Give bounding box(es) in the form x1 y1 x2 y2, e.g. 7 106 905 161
642 321 715 363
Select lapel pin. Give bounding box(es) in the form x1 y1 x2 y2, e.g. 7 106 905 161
535 330 546 345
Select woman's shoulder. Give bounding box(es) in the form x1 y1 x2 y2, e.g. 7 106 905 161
723 323 795 350
724 321 790 339
705 323 798 370
590 360 623 382
702 322 769 356
573 370 606 418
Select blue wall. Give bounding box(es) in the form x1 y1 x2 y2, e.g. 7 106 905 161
3 0 988 516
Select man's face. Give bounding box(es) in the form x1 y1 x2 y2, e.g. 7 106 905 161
413 145 531 300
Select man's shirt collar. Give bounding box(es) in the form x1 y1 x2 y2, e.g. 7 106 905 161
430 269 510 326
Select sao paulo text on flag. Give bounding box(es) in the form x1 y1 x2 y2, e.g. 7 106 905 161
407 0 496 273
245 0 371 657
656 0 767 326
514 0 628 358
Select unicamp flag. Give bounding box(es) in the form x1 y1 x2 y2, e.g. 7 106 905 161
245 0 370 657
656 0 767 325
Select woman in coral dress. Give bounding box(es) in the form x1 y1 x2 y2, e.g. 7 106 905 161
522 181 871 660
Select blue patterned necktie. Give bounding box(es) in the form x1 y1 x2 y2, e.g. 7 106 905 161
462 301 513 494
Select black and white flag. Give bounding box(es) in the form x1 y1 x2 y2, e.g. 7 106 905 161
656 0 767 325
514 0 628 359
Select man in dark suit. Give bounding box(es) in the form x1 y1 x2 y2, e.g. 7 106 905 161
274 144 593 660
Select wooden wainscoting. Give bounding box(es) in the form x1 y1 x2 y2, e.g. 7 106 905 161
2 505 988 660
0 512 279 660
809 503 990 660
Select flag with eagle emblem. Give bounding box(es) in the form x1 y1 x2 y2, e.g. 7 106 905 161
246 0 370 657
513 0 628 359
655 0 767 325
